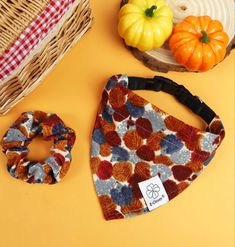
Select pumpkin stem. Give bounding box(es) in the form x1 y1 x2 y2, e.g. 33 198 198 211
200 30 210 43
145 5 157 17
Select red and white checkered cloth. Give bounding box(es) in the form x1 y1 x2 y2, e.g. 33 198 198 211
0 0 75 81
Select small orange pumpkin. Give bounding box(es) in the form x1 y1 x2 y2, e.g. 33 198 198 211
169 16 229 72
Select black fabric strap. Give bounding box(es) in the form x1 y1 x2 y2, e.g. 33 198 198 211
128 76 216 125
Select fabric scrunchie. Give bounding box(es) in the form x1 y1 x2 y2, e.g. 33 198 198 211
1 111 76 184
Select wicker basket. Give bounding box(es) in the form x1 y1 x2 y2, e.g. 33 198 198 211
0 0 92 115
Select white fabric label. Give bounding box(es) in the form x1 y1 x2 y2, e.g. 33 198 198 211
138 175 169 211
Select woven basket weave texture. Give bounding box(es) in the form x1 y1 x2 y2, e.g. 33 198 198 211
0 0 92 115
0 0 51 54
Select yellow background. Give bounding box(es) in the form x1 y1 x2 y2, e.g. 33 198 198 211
0 1 234 247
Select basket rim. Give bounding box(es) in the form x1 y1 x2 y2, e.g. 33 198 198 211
0 0 78 82
0 0 92 115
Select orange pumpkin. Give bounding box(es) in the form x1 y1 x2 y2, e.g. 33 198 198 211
169 16 229 72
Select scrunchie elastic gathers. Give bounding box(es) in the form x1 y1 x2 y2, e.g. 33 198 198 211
1 111 76 184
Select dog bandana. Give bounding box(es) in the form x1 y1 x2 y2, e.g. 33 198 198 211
91 75 225 220
1 111 76 184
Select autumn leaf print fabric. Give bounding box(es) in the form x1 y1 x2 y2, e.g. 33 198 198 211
91 75 225 220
